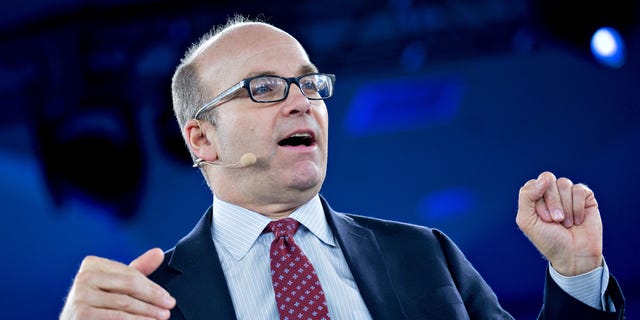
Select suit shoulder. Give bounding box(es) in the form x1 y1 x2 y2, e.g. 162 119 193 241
342 212 450 243
338 212 468 273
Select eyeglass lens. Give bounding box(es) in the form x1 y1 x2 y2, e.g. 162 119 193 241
248 74 332 102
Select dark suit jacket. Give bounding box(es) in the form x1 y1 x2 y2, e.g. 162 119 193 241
149 196 625 319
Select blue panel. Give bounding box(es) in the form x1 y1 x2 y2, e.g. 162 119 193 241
344 76 464 137
418 187 475 221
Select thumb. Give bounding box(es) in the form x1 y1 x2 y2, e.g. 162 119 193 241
129 248 164 276
518 176 547 212
517 175 551 227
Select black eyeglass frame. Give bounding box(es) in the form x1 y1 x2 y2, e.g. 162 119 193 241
193 72 336 119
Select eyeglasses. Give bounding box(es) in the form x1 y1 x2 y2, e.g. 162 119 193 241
193 73 336 119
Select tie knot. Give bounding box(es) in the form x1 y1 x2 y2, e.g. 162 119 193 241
267 218 299 238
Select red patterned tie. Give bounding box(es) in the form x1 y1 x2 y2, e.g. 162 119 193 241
267 218 331 320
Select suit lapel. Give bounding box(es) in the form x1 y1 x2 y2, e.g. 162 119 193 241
320 196 407 319
165 208 237 320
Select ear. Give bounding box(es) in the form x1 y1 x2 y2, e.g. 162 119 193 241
184 119 218 161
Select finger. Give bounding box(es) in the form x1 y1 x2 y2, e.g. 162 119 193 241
557 177 574 227
80 256 175 310
129 248 176 310
535 198 553 222
572 185 586 225
540 172 564 222
130 248 165 276
516 177 550 229
74 287 171 320
518 178 547 210
74 306 160 320
583 184 598 209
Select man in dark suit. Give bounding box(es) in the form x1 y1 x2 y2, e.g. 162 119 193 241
60 15 625 320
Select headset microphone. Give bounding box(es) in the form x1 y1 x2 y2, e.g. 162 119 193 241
193 153 257 169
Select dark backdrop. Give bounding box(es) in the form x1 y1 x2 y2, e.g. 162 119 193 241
0 1 638 319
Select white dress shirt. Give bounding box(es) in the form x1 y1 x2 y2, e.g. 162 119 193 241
211 194 372 320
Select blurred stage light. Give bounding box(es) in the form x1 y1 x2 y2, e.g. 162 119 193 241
531 0 636 67
344 76 464 137
419 187 475 222
590 27 626 68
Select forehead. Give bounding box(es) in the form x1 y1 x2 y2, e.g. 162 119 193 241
197 23 313 91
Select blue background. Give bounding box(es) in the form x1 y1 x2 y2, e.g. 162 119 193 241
0 1 638 319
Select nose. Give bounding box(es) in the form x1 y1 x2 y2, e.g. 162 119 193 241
281 83 311 116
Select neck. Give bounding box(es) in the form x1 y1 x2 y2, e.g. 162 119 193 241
213 192 316 220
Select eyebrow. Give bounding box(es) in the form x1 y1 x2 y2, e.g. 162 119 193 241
244 64 320 79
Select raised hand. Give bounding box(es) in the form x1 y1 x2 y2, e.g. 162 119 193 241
60 248 175 320
516 171 603 276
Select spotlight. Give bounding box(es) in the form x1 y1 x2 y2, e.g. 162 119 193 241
531 0 636 66
590 27 626 68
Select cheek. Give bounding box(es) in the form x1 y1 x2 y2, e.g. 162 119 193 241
220 107 263 133
315 106 329 141
216 112 255 150
233 114 274 149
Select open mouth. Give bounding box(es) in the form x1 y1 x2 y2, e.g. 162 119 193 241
278 132 316 147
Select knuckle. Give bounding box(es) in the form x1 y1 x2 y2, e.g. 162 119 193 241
122 273 150 298
518 186 526 196
71 287 89 304
545 192 559 204
80 255 102 267
104 310 130 320
573 183 588 190
113 295 134 310
572 184 586 195
541 171 556 181
79 256 95 270
518 180 535 194
121 273 140 290
576 182 590 189
557 177 573 188
74 269 95 284
150 287 165 302
515 214 524 226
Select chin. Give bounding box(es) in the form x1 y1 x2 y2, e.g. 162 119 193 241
289 166 325 191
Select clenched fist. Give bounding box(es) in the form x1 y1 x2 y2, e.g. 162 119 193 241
516 171 603 276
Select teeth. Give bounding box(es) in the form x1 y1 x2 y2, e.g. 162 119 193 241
290 132 311 138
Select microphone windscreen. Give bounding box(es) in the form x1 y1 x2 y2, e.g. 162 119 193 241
239 153 257 167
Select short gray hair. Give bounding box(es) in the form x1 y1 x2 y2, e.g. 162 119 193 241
170 14 268 160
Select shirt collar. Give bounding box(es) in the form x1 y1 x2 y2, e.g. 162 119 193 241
211 194 335 261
